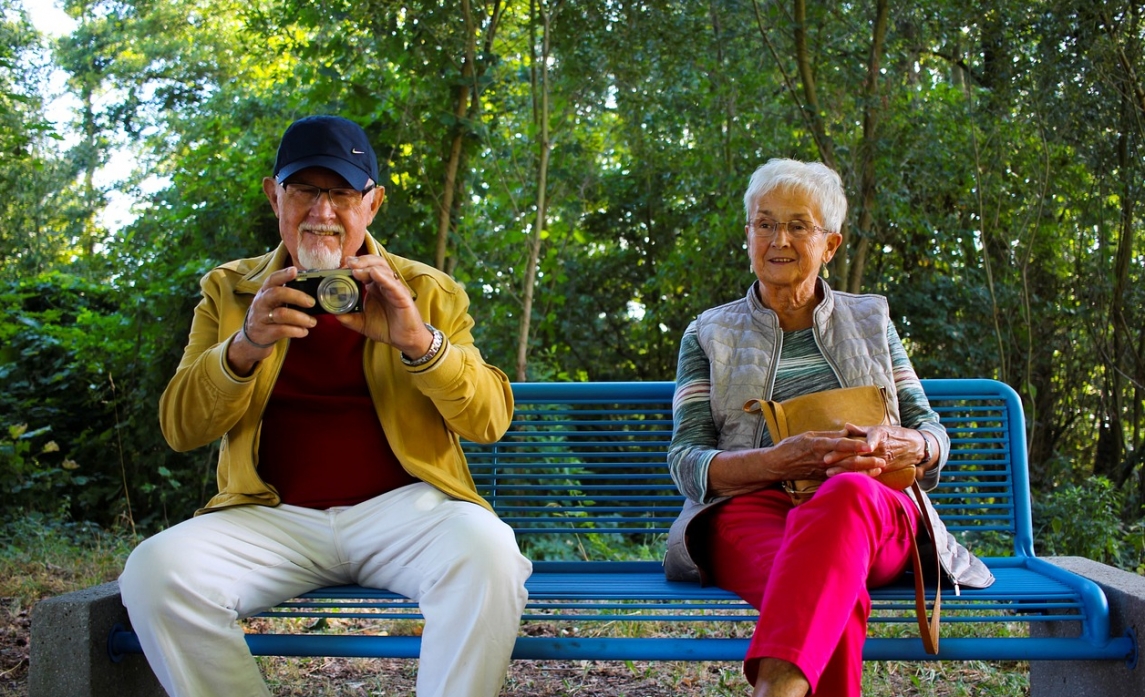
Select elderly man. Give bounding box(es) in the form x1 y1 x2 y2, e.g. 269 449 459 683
119 115 531 697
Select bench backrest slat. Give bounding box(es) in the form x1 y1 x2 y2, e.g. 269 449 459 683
464 379 1033 558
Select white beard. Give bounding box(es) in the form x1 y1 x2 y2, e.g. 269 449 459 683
296 224 345 270
298 243 343 270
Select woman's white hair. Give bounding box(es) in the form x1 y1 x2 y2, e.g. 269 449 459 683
743 158 847 233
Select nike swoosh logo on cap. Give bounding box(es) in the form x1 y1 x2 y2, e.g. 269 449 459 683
352 149 365 154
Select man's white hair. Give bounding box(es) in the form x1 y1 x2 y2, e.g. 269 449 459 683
743 158 847 232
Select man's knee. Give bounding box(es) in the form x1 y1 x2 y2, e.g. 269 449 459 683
120 530 218 614
120 535 180 614
442 512 531 589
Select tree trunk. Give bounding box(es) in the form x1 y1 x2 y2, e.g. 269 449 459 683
708 0 736 170
792 0 835 171
846 0 888 294
433 0 476 271
516 0 556 382
1094 106 1138 483
433 0 504 271
789 0 849 284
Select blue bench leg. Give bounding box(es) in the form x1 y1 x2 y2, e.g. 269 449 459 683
29 581 165 697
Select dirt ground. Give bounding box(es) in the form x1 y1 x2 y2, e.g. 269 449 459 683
258 654 739 696
0 597 743 697
1 597 1028 697
0 598 30 697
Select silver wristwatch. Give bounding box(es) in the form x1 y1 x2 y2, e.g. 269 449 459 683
400 324 444 367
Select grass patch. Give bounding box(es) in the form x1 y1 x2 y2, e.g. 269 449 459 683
0 513 134 603
0 513 135 696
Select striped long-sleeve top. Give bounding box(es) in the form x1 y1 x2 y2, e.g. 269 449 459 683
669 323 941 504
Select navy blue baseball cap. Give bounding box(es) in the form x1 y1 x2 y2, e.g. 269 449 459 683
273 115 379 191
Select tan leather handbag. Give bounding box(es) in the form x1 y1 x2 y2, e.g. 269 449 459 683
744 385 915 504
743 384 941 654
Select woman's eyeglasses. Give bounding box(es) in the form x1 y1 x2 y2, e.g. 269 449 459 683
748 219 830 239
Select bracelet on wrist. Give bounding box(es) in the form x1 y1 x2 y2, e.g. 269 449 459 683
241 307 277 350
400 324 444 367
917 431 932 467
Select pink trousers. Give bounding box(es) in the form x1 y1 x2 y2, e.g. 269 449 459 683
705 473 920 696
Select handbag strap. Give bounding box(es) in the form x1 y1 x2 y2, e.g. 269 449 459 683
759 400 791 442
905 481 941 655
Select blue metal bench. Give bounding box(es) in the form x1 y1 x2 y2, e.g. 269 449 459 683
108 378 1138 666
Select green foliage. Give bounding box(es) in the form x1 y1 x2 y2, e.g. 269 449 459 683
0 270 209 530
0 272 120 517
1033 476 1145 571
0 0 1137 544
0 423 80 514
518 531 664 563
0 1 85 276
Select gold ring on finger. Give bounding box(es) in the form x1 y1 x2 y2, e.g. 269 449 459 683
267 310 275 324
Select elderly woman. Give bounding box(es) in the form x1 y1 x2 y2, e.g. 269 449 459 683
664 159 994 697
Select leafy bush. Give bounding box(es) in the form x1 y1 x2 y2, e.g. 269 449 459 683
1032 476 1144 572
0 270 209 532
0 273 122 521
0 423 82 514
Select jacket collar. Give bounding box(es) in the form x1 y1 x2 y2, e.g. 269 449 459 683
812 277 836 325
744 277 836 331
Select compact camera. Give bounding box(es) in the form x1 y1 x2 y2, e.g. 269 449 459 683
286 269 365 315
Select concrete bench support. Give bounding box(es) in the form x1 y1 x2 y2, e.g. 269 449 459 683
29 581 164 697
1030 557 1142 697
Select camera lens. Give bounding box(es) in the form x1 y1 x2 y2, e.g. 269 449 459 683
315 275 360 314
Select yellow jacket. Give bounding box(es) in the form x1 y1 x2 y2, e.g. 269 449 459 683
159 235 513 515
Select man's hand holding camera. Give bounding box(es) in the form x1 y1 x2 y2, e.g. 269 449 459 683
230 266 316 375
229 255 434 377
337 254 434 360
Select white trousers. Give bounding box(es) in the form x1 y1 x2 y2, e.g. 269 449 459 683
119 483 532 697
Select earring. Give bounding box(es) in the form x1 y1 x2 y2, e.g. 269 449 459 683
821 264 830 279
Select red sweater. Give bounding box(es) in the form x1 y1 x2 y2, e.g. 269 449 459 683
257 315 416 508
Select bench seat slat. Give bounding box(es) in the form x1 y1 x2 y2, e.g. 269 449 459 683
110 632 1135 664
278 561 1085 605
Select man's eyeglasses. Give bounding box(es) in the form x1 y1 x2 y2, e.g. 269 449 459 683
282 182 376 210
749 219 829 240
